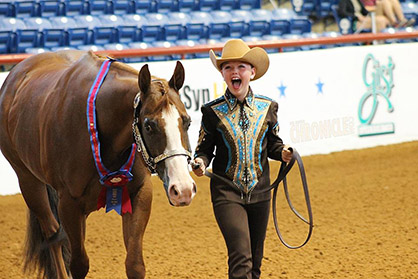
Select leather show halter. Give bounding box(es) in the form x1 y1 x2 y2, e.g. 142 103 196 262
132 84 192 175
194 149 313 249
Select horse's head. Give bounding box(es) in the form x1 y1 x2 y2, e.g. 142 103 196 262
134 61 196 206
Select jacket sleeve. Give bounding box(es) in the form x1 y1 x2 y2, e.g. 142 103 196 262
267 101 285 161
193 105 216 167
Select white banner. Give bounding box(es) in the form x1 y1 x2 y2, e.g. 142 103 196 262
1 42 418 194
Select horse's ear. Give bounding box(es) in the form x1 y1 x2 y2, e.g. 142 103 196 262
138 64 151 95
168 61 185 91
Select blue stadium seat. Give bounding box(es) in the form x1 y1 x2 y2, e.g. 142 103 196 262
176 39 199 59
301 32 321 50
49 16 88 47
219 0 238 11
25 47 50 54
116 25 142 44
73 15 102 44
16 29 40 53
229 9 251 36
0 2 15 17
133 0 155 14
50 46 77 51
111 0 136 15
40 0 65 17
155 0 177 13
77 44 105 51
281 33 302 52
49 16 78 29
290 17 312 34
142 13 169 42
241 35 259 42
104 42 130 50
321 31 341 48
209 11 231 39
117 15 145 44
92 26 117 45
73 15 102 29
248 9 272 37
64 0 88 16
261 34 281 53
164 12 190 42
0 17 26 31
86 0 112 15
271 8 297 20
184 12 212 40
199 0 220 12
150 41 177 61
123 14 148 26
41 28 67 49
15 1 41 18
126 41 150 62
24 17 53 31
178 0 198 12
0 30 12 53
99 14 125 27
67 27 90 47
318 0 338 19
237 0 261 10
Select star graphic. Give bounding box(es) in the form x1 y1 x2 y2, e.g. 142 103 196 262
278 82 287 97
316 78 324 94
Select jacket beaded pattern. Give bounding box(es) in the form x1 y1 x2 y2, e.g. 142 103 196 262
195 88 285 202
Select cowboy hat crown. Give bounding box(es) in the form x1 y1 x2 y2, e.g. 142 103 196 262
209 39 269 80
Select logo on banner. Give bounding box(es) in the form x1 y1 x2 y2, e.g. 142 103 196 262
358 54 395 137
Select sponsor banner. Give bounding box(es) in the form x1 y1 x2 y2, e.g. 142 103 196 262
1 42 417 194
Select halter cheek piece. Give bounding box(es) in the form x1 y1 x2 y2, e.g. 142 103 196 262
132 88 192 175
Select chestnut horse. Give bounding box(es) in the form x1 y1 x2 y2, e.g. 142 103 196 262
0 50 196 278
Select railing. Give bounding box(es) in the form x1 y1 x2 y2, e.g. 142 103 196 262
0 31 417 66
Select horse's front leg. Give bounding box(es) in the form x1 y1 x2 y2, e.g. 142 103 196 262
59 190 89 279
122 178 153 279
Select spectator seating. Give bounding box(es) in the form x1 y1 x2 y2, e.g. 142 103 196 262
209 10 231 39
249 9 272 37
238 0 261 10
185 11 211 40
0 30 12 54
0 0 352 55
40 0 66 17
291 0 317 17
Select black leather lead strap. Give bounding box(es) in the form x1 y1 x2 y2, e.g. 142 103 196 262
198 148 313 249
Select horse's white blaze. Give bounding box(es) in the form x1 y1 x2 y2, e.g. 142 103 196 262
161 104 195 204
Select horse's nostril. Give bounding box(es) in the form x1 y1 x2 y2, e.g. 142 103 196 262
170 186 179 197
192 184 197 194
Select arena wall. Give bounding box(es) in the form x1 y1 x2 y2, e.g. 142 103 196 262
1 42 417 195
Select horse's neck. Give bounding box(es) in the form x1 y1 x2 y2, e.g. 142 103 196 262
96 76 138 161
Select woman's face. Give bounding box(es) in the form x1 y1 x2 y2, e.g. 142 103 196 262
221 61 255 101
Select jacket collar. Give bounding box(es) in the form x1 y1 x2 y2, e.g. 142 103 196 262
225 88 254 111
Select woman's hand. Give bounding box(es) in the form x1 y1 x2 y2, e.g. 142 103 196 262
192 158 206 177
282 145 293 163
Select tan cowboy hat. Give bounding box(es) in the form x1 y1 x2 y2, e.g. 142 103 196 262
209 39 269 81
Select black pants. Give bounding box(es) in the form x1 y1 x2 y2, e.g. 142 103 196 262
213 200 270 279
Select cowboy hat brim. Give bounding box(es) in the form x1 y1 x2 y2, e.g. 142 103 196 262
209 47 269 81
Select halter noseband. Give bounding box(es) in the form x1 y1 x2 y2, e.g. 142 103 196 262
132 91 192 174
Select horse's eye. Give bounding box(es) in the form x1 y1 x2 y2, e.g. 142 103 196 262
143 118 153 133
